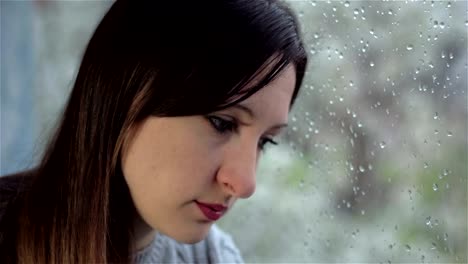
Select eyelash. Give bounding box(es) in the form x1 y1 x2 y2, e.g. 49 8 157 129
206 116 278 151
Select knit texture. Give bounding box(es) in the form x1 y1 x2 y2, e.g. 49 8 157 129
134 225 244 263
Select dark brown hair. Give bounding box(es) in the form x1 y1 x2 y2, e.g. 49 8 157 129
0 0 307 262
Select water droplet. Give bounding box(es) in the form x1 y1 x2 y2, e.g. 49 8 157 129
353 8 359 15
359 165 365 172
379 141 386 149
369 61 375 67
431 242 437 250
433 112 439 120
344 1 350 7
444 233 448 241
423 162 429 169
406 44 414 51
426 216 432 227
405 244 412 252
443 169 450 176
432 183 439 191
447 131 453 137
292 126 298 131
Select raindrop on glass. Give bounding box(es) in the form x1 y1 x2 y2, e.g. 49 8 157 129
359 165 365 172
379 141 386 149
405 244 411 252
432 183 439 191
426 216 432 227
370 61 375 67
406 44 414 51
344 1 350 7
433 112 439 120
443 169 450 176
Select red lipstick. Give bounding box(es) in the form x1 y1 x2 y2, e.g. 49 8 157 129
195 201 227 221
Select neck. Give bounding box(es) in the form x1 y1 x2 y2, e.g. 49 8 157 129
133 213 157 252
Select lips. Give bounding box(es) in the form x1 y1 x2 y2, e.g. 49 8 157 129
195 201 227 221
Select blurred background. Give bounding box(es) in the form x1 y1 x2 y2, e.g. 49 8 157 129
1 0 466 263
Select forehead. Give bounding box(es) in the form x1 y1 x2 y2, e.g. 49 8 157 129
239 65 296 118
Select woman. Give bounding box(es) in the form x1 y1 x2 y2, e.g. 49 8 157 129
0 0 307 263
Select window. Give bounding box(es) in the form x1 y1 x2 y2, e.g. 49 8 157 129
1 1 466 262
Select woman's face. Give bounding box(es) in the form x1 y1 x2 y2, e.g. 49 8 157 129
121 65 296 244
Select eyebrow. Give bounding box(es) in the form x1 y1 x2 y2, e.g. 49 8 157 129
233 104 288 130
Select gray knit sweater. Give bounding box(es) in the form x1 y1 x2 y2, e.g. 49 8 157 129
134 225 244 263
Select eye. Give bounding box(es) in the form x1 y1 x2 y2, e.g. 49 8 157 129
207 116 238 134
258 137 278 151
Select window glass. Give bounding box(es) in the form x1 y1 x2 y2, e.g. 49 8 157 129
1 1 466 262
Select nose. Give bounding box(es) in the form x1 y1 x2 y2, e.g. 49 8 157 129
217 143 257 199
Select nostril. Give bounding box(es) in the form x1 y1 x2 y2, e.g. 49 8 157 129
223 182 235 192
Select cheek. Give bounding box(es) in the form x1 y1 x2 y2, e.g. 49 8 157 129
121 119 222 199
